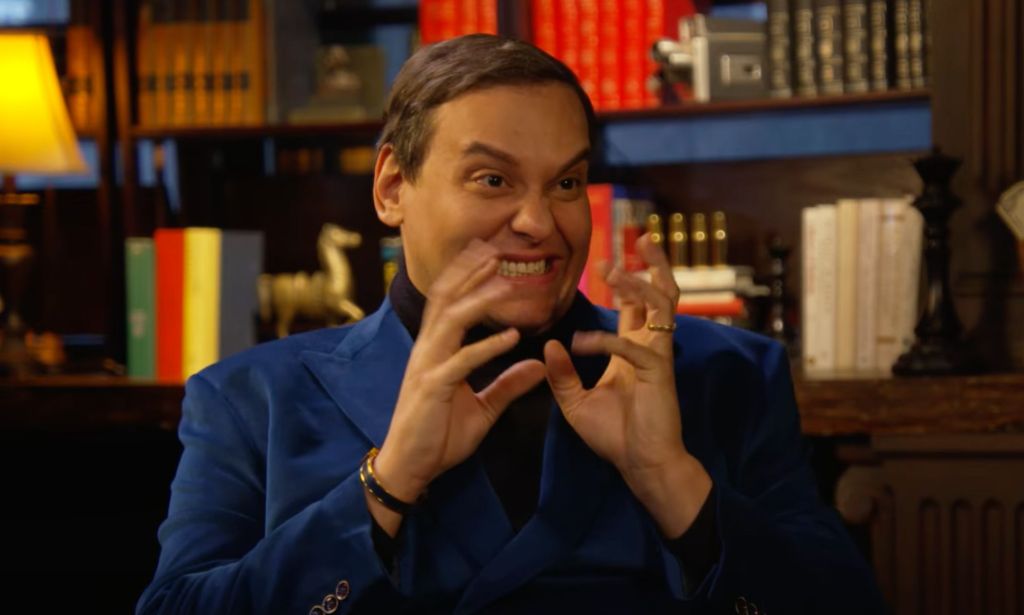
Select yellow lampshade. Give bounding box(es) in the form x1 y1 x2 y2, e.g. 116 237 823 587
0 32 86 175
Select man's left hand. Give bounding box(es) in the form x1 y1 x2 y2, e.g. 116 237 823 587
544 234 712 538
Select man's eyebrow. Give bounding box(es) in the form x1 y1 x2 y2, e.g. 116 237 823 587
462 142 520 167
461 142 591 176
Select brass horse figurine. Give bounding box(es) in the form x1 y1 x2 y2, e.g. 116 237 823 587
258 223 365 338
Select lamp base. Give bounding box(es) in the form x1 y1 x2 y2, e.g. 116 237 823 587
0 175 40 379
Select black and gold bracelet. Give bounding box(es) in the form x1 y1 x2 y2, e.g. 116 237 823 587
359 447 416 515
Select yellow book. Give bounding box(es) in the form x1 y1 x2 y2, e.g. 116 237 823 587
182 227 221 380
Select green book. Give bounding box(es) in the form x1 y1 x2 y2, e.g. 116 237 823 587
126 237 156 378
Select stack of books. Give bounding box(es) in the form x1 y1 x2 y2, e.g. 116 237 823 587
583 184 657 307
125 228 264 381
801 197 923 376
766 0 928 99
135 0 266 128
419 0 498 45
530 0 701 111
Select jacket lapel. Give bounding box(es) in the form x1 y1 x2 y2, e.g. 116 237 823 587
298 300 512 573
455 302 620 613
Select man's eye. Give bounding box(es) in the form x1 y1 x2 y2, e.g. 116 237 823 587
479 175 505 188
559 178 581 191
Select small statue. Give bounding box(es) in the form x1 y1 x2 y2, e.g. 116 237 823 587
258 223 365 339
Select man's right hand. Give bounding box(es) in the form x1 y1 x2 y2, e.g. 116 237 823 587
367 240 547 535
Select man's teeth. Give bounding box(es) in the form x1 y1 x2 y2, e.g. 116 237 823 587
498 259 548 277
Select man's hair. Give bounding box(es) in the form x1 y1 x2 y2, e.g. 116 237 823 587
378 34 598 181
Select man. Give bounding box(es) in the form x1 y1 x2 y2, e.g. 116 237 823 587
138 35 884 614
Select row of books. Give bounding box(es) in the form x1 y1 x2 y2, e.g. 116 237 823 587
135 0 266 128
767 0 928 98
63 0 104 134
419 0 499 45
125 228 264 380
800 197 923 376
531 0 700 111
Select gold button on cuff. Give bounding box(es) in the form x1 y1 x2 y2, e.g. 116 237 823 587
335 579 350 600
322 593 339 613
309 606 325 615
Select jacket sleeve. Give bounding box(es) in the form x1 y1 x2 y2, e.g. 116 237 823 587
136 374 401 615
658 341 886 615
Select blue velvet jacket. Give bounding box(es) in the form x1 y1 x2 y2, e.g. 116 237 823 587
137 297 884 614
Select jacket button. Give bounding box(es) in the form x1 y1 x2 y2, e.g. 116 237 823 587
734 596 749 615
323 593 340 613
309 607 325 615
335 579 351 600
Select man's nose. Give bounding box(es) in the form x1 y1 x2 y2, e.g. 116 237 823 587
509 192 555 240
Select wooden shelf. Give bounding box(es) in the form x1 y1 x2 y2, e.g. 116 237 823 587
796 371 1024 437
5 368 1022 437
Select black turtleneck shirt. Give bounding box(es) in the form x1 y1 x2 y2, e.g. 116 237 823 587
370 261 719 592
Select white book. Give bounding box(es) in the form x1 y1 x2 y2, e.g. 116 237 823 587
816 204 838 371
855 199 882 370
801 207 820 372
835 199 860 370
875 198 908 371
897 199 924 356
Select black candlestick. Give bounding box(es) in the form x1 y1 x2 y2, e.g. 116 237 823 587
893 148 976 376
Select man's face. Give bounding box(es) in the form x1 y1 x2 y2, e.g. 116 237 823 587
381 83 592 333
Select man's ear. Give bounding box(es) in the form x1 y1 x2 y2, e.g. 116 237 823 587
373 144 405 228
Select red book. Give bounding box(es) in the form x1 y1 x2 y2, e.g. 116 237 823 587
419 0 440 45
577 0 601 109
478 0 498 34
438 0 458 40
598 0 622 110
676 297 745 318
459 0 479 35
621 0 647 109
531 0 558 55
556 1 582 84
154 228 185 382
585 184 614 308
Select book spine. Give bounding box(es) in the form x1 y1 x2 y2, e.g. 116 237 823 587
478 0 498 34
816 204 838 370
801 207 819 372
136 1 156 127
153 0 171 126
586 184 614 308
578 0 601 109
192 0 213 125
183 228 222 380
154 228 185 381
419 0 439 45
875 197 905 371
531 0 558 55
907 0 925 88
767 0 793 98
170 0 195 125
621 0 647 109
854 198 880 370
791 0 818 96
459 0 479 35
598 0 623 110
897 199 923 355
65 0 90 131
209 0 230 125
835 198 859 370
891 0 911 90
85 3 104 133
867 0 889 91
557 0 582 90
227 0 245 123
218 231 263 359
241 0 266 125
438 0 458 41
842 0 869 93
814 0 844 95
126 238 157 378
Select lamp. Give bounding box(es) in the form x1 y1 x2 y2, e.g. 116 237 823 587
0 32 86 377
